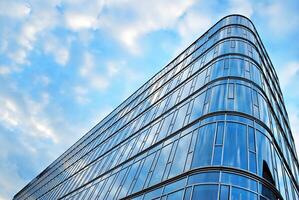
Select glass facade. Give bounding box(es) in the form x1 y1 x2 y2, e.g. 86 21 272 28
14 14 299 200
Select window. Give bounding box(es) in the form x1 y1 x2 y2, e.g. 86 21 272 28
223 122 247 170
191 123 216 168
191 185 218 200
231 187 257 200
168 134 191 178
189 92 205 122
188 172 220 185
210 84 227 112
235 84 252 115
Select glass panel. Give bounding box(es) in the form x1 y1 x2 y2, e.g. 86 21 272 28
223 122 248 170
166 189 184 200
213 146 222 165
157 113 174 141
235 85 252 115
219 185 229 200
191 123 216 167
256 130 275 184
210 84 227 112
191 185 218 200
215 122 224 145
231 187 257 200
169 134 191 178
172 103 189 133
221 172 258 192
164 178 186 194
188 172 220 185
132 153 155 193
149 144 172 186
189 92 205 122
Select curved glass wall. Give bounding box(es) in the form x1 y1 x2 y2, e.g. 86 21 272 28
14 15 298 200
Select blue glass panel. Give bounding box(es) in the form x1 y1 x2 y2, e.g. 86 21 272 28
255 130 274 184
172 103 189 133
169 134 191 178
223 122 247 170
157 113 174 141
210 84 227 112
183 187 192 200
143 187 163 200
210 60 224 80
212 146 222 165
166 189 184 200
221 172 258 192
164 178 186 194
235 85 252 115
229 59 244 77
149 144 172 186
191 123 216 167
231 187 257 200
131 153 155 193
219 185 229 200
189 92 205 122
188 172 220 185
191 185 218 200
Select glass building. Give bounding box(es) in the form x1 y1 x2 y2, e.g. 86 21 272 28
14 14 299 200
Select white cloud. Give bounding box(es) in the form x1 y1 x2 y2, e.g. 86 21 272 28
0 1 31 19
256 1 299 36
65 12 97 31
228 0 253 17
43 35 71 66
98 0 195 53
278 61 299 89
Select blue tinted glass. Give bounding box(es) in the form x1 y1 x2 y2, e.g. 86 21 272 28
255 130 274 183
189 92 205 122
221 172 258 192
213 146 222 165
132 153 155 193
188 172 220 185
169 134 191 178
194 70 206 91
220 185 229 200
164 178 186 194
229 59 244 77
183 187 192 200
215 122 224 145
258 95 270 126
157 113 174 141
166 189 184 200
143 187 163 200
172 103 189 133
149 144 172 186
191 123 216 167
210 84 227 112
210 60 224 80
235 85 252 115
231 187 257 200
248 127 255 152
191 185 218 200
223 122 247 170
249 152 257 173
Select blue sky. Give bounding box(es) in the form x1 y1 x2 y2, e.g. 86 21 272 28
0 0 299 199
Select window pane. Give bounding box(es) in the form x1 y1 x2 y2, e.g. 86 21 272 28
235 85 252 115
191 185 218 200
219 185 229 200
191 123 216 168
210 84 227 112
231 187 257 200
223 122 247 170
189 92 205 122
169 134 191 178
221 172 258 192
188 172 220 185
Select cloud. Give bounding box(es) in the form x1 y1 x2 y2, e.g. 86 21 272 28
256 0 299 36
228 0 253 17
65 12 97 31
0 1 31 19
98 0 195 53
278 61 299 89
